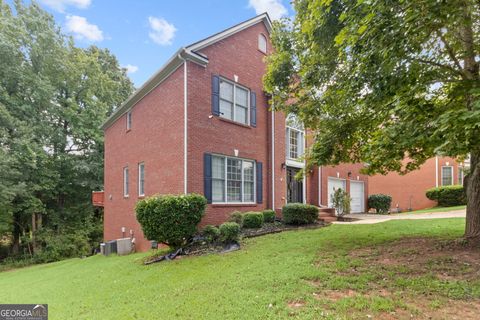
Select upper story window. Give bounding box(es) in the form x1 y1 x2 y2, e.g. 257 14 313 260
126 110 132 131
123 166 129 197
219 78 250 125
258 34 267 53
441 166 453 186
286 114 305 161
138 162 145 196
211 155 255 203
458 166 464 185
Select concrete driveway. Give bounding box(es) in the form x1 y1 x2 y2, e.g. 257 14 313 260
333 209 466 225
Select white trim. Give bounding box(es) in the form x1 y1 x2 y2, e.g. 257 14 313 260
138 162 145 196
123 166 129 197
286 159 304 168
186 13 272 52
183 60 188 194
271 101 275 210
126 110 132 130
258 33 267 53
318 166 322 206
441 165 454 186
327 177 347 208
435 156 439 187
349 180 365 213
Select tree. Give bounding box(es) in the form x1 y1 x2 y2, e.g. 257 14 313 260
264 0 480 242
0 0 134 258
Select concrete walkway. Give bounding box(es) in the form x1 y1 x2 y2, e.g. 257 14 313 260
333 209 466 225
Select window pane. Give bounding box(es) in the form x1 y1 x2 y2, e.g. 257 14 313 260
212 156 224 179
236 87 248 106
124 168 129 196
220 100 233 120
442 167 452 186
243 161 254 182
220 80 233 101
258 34 267 53
227 158 242 202
243 161 254 202
458 167 464 185
244 182 254 202
212 180 225 202
139 164 145 195
235 105 248 124
289 129 298 159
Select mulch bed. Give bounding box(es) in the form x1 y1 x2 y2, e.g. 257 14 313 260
241 221 328 238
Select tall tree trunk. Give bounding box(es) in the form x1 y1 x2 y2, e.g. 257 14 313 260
31 212 36 254
465 151 480 243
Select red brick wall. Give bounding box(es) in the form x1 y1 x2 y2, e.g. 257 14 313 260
103 65 185 252
369 157 461 211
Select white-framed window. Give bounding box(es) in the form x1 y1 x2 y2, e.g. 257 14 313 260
219 78 250 125
123 166 129 197
458 167 464 185
441 166 453 186
286 114 305 160
126 110 132 130
258 34 267 53
211 155 255 203
138 162 145 196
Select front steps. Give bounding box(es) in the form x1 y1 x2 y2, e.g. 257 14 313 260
318 208 337 223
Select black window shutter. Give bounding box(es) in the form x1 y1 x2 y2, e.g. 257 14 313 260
211 75 220 116
256 161 263 204
204 153 212 204
250 91 257 127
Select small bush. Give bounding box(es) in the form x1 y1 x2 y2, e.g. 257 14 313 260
219 222 241 243
135 193 207 249
262 210 276 223
228 211 244 227
202 225 220 243
426 185 466 206
242 212 264 228
368 194 392 214
282 203 318 225
330 188 351 216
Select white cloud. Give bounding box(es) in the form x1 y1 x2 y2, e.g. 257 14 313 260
248 0 288 20
148 16 176 46
123 64 139 74
65 15 104 42
40 0 91 13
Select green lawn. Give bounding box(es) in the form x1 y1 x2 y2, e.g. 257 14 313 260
398 205 466 214
0 218 478 319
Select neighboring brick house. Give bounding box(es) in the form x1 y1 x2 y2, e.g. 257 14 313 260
369 157 467 211
99 14 367 251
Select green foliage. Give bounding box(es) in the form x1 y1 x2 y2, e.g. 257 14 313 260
33 229 91 263
282 203 318 225
368 194 392 214
228 211 244 227
242 212 264 229
330 188 351 216
135 194 207 249
426 186 466 207
202 225 220 244
262 210 276 223
219 222 241 244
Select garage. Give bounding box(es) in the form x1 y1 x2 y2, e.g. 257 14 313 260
327 178 346 208
350 180 365 213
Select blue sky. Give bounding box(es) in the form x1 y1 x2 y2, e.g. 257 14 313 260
19 0 294 87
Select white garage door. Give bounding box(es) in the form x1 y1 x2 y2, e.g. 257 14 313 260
328 178 346 208
350 181 365 213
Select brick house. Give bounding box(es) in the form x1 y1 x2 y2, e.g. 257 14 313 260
99 14 368 251
369 156 467 211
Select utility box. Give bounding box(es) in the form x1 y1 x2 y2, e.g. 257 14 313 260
116 238 132 255
100 243 106 255
103 240 117 256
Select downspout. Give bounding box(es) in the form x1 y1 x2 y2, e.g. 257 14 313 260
271 98 275 210
180 56 188 194
435 156 439 188
318 166 322 206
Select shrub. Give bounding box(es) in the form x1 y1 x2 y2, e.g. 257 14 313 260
242 212 264 228
219 222 241 243
426 185 466 206
368 194 392 214
34 229 91 263
202 225 220 243
262 210 276 223
228 211 244 227
330 188 351 216
135 193 207 249
282 203 318 225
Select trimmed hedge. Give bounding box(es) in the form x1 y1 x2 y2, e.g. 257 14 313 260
228 211 244 227
219 222 241 243
426 185 466 206
262 210 276 223
368 194 392 214
242 212 264 228
202 225 220 243
282 203 318 225
135 193 207 249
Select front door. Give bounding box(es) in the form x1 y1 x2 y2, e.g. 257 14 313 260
287 167 303 203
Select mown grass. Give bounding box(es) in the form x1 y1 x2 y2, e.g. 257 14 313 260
0 218 475 319
398 205 466 214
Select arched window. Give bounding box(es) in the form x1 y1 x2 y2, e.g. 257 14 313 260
286 114 305 160
258 34 267 53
